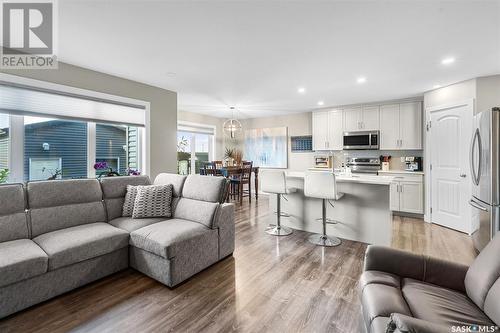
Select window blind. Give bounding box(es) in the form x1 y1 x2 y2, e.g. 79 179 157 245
0 84 146 127
178 123 215 135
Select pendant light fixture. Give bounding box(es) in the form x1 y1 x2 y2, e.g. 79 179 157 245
223 106 242 139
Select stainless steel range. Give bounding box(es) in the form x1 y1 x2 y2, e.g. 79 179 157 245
346 157 381 174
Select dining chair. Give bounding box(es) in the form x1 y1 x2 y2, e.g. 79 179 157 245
230 161 253 204
213 160 223 176
203 162 216 176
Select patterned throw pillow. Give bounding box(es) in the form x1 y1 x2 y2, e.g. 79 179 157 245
132 184 173 219
122 185 139 217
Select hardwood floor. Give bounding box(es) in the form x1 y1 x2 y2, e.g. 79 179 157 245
0 196 476 333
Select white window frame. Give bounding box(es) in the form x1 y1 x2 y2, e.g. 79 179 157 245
0 73 151 180
177 121 216 172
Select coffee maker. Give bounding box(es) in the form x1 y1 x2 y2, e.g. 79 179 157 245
404 156 423 172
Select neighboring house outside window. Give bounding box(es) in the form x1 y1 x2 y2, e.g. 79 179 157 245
24 118 87 181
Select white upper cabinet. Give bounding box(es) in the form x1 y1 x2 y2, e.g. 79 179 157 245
344 106 379 131
380 102 422 150
399 102 422 150
312 111 329 151
361 106 380 130
312 109 343 151
313 101 422 151
327 109 343 150
343 107 362 132
380 104 400 150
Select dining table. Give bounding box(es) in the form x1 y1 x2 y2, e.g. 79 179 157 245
200 165 260 199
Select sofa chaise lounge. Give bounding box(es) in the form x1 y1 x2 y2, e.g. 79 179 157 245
0 173 234 318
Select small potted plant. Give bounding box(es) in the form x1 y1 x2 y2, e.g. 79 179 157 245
0 169 9 184
126 168 141 176
94 162 120 178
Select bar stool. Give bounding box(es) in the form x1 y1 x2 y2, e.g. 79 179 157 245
304 171 344 247
260 170 296 236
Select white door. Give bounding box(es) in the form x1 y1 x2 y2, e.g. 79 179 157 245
400 102 422 149
390 182 400 211
343 107 362 132
400 182 424 214
312 111 329 150
430 103 473 233
380 104 400 150
328 109 343 150
361 106 380 130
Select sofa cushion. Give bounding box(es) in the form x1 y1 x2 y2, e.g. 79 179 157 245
99 175 151 220
27 179 107 237
132 184 173 219
402 278 494 327
173 198 218 228
465 232 500 310
108 216 166 232
33 222 129 270
181 175 226 203
0 239 48 288
122 185 139 217
0 183 29 242
154 173 186 197
361 283 412 329
130 218 218 259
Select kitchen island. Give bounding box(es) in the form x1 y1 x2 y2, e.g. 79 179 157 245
268 171 394 246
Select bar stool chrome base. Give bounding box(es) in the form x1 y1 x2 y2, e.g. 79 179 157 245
266 225 293 236
308 234 341 247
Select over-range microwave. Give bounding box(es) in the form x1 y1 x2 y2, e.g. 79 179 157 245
343 131 379 150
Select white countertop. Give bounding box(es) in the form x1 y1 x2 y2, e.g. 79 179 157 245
378 170 424 175
286 171 394 185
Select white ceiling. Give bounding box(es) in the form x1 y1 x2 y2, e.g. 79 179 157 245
59 0 500 119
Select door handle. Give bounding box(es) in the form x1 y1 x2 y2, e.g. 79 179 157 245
470 128 482 186
469 199 488 212
460 174 467 178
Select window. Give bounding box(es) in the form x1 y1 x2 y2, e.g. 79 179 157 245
95 123 140 176
24 116 87 181
0 80 149 182
0 114 9 183
177 122 215 175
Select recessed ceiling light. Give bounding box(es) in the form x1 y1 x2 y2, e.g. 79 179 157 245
357 77 367 84
441 57 455 65
297 87 306 94
433 84 442 89
317 101 324 106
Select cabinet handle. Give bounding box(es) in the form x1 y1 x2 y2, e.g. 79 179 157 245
400 139 403 147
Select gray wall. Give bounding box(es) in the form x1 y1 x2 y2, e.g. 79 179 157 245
1 62 178 179
477 75 500 113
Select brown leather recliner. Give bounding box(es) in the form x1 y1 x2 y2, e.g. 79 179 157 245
359 233 500 333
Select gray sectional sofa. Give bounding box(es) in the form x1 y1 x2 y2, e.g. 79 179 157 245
0 173 234 318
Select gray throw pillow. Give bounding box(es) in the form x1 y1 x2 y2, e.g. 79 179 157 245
122 185 139 217
132 184 173 219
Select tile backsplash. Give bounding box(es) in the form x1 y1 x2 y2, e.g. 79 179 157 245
330 150 423 170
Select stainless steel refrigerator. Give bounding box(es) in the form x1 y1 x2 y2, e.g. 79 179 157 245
469 107 500 251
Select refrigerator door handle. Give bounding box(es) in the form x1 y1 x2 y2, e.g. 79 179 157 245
469 198 488 212
470 128 482 186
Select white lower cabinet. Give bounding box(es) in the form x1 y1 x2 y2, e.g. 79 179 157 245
388 173 424 214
